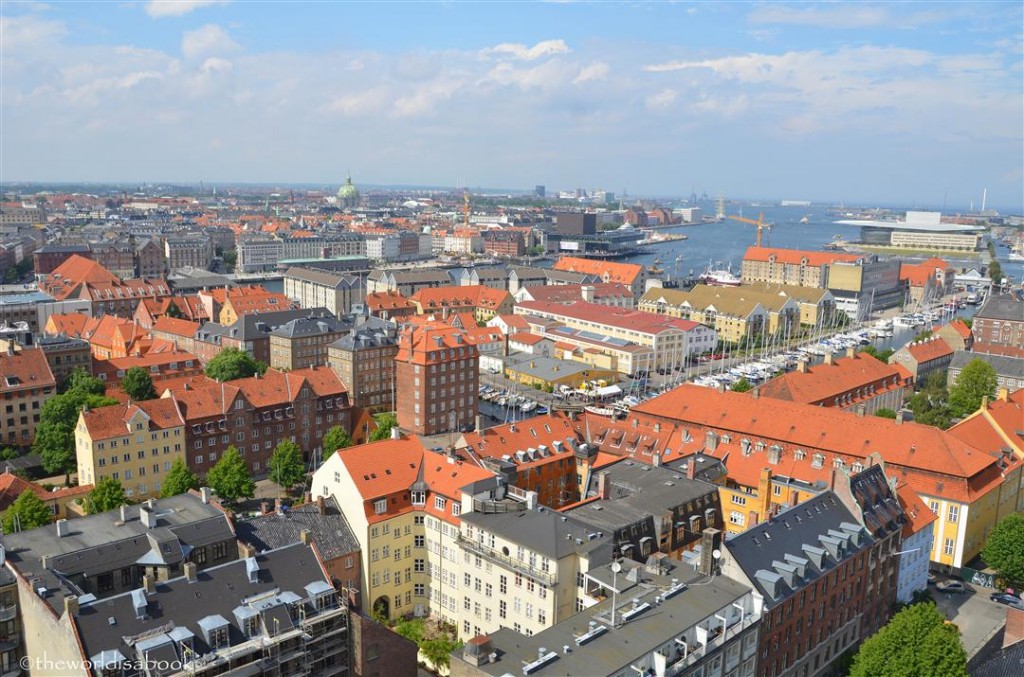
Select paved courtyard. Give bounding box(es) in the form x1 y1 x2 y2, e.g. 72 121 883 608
930 579 1011 658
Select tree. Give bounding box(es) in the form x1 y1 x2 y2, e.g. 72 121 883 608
1 489 53 533
420 637 461 671
393 618 425 643
369 413 398 442
731 377 753 392
907 371 952 429
34 392 118 482
85 476 127 514
912 330 933 343
947 358 997 419
64 367 106 396
268 440 305 493
121 367 158 401
860 345 895 363
205 347 268 382
849 602 967 677
165 302 184 319
0 447 19 461
988 259 1003 285
322 426 353 459
204 446 255 504
874 408 898 419
982 513 1024 590
160 458 200 498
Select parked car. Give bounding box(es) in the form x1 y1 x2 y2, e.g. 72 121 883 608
927 572 937 585
990 593 1023 607
937 581 967 594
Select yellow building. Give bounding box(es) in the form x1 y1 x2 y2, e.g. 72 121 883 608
312 437 498 623
638 284 800 344
75 399 186 500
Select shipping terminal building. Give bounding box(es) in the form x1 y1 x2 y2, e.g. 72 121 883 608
836 211 984 252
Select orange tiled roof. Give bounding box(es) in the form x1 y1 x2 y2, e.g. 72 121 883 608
947 319 973 341
81 398 185 440
896 481 939 538
0 347 55 392
365 290 415 311
151 316 200 338
905 337 954 363
395 323 478 364
509 332 545 345
631 385 996 481
460 412 581 469
410 285 511 311
742 246 863 267
552 256 644 285
758 353 906 405
45 313 94 338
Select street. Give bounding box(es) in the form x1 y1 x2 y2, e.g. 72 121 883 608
930 580 1010 659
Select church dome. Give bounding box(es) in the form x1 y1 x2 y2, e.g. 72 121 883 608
337 175 360 201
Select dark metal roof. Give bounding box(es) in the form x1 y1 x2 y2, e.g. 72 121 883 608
234 497 360 562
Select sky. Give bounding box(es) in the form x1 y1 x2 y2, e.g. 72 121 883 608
1 1 1022 210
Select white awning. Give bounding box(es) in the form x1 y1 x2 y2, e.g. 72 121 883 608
594 385 622 397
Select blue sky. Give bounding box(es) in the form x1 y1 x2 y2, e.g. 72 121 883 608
2 1 1022 210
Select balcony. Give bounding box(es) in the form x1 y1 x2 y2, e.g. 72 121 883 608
456 534 557 587
0 605 16 622
662 612 758 675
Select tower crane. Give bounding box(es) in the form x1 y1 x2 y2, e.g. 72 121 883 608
728 212 772 247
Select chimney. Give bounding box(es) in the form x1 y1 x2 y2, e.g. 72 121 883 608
200 487 212 504
698 528 723 577
260 501 271 515
751 388 759 399
982 395 989 409
184 561 197 583
997 387 1010 402
316 495 326 515
142 575 156 594
597 471 611 500
140 505 157 529
824 351 834 366
581 285 596 303
652 452 662 467
63 595 79 618
846 346 856 358
856 404 866 417
56 519 69 538
796 359 808 373
390 426 401 440
300 529 313 546
686 459 697 480
274 497 284 514
895 410 905 425
119 504 128 523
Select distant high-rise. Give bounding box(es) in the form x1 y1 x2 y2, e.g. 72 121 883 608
534 184 546 198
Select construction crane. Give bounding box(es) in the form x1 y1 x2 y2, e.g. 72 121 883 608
463 190 471 228
728 212 771 247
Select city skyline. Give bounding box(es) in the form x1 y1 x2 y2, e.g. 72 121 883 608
2 1 1022 210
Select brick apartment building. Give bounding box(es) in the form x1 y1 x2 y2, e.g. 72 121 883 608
395 323 479 436
972 294 1024 354
165 366 352 476
0 346 56 448
481 229 525 258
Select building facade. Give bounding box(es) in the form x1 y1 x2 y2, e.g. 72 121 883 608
395 323 479 436
0 346 56 448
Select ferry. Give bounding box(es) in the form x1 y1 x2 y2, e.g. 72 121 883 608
698 262 742 287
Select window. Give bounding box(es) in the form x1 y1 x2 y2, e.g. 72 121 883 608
414 559 425 573
374 499 387 514
732 495 747 506
943 538 955 556
414 583 425 596
451 503 461 516
414 535 425 547
485 583 493 598
434 496 446 511
411 490 425 505
929 500 939 515
947 505 959 523
730 511 746 526
499 575 507 594
499 600 506 619
773 484 782 496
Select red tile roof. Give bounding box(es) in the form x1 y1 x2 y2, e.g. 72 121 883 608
524 283 632 304
552 256 644 285
516 300 702 334
0 347 55 392
81 398 185 440
151 316 201 338
896 481 939 538
460 412 582 469
632 385 996 481
365 290 415 312
742 246 863 267
905 337 954 364
758 353 907 405
410 285 511 311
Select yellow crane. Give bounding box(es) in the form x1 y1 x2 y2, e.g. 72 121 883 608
728 212 771 247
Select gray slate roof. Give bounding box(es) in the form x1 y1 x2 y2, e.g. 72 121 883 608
950 350 1024 377
460 507 613 561
722 491 870 608
975 294 1024 322
75 542 335 669
234 497 360 562
2 493 234 612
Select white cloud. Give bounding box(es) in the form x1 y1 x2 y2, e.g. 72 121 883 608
145 0 229 19
573 62 609 84
392 79 463 117
480 39 570 61
0 14 66 53
747 5 891 28
181 24 238 60
645 88 677 110
322 87 390 117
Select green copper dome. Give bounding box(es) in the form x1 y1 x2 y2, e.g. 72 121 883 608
337 175 359 200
